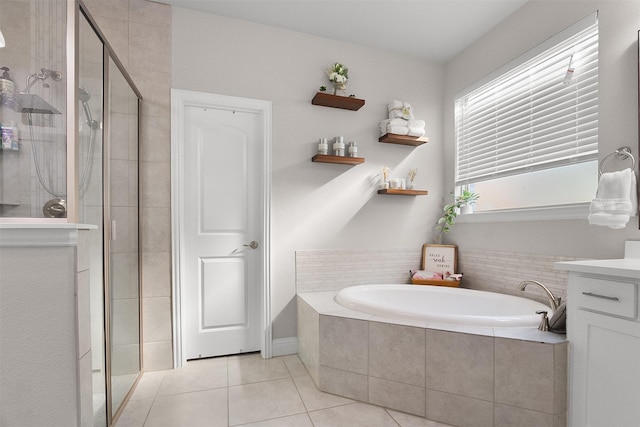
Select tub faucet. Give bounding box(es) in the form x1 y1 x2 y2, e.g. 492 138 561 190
517 280 561 311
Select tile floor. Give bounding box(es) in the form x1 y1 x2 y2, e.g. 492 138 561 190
115 353 452 427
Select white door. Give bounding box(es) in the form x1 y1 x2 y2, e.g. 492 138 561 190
180 101 265 360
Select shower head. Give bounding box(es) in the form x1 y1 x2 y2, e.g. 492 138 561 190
41 68 62 81
78 86 91 102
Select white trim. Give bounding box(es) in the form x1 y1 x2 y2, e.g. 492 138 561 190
455 203 591 224
271 338 298 357
171 89 272 367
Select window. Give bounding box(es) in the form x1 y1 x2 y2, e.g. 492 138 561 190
455 13 598 213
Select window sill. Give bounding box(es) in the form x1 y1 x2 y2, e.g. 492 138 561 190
455 203 591 224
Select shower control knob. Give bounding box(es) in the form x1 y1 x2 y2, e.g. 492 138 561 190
243 241 259 250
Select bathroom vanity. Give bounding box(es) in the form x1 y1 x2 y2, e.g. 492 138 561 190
556 242 640 427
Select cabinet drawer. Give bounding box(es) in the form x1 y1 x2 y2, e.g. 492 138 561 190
576 276 637 318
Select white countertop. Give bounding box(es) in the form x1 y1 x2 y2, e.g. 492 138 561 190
555 258 640 279
0 223 97 247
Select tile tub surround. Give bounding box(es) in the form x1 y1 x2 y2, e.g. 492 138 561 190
295 248 422 293
295 248 578 307
458 250 581 307
297 291 568 427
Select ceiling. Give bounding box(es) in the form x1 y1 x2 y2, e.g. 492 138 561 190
154 0 529 63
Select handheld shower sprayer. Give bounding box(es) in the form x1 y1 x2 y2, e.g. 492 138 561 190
78 86 99 130
22 68 62 93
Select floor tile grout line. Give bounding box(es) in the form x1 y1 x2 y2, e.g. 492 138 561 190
141 370 168 426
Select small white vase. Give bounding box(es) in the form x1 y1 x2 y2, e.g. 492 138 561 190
460 204 474 215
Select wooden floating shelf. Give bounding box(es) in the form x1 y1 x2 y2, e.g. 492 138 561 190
379 133 429 146
311 92 365 111
312 154 365 165
377 189 428 196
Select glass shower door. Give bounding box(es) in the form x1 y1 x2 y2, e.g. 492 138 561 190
107 53 141 421
78 8 106 427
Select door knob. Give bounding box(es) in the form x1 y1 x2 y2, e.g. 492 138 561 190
244 241 259 249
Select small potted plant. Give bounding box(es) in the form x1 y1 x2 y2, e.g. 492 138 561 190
435 189 479 238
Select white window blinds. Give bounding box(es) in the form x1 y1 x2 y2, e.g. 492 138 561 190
455 13 598 186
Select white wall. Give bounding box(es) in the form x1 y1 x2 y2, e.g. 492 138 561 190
172 8 445 339
444 0 640 258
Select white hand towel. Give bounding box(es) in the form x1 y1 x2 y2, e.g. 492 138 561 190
588 168 637 229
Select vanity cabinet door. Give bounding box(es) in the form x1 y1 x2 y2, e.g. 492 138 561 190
570 308 640 427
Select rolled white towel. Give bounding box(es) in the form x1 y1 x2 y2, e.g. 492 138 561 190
387 125 409 136
388 100 403 112
389 109 404 120
408 119 425 129
408 127 425 137
381 118 407 127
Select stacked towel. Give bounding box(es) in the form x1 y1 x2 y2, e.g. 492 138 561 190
380 100 427 137
588 168 638 229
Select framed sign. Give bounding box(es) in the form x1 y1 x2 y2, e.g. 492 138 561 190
422 244 457 274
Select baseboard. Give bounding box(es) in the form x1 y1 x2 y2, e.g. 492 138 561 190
271 337 297 356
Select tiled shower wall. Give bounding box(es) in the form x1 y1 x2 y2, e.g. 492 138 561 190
296 247 580 305
84 0 173 371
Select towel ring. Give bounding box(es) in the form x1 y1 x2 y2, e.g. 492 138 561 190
598 147 636 176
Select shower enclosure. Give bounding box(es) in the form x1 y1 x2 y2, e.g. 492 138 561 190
0 0 142 425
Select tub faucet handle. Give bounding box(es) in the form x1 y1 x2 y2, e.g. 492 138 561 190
536 310 549 331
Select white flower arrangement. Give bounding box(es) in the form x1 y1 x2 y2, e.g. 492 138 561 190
327 63 349 93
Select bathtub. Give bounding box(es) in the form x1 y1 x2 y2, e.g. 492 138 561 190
335 284 550 327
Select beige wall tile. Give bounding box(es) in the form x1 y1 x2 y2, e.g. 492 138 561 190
319 315 368 374
83 0 129 20
139 115 171 162
141 207 171 252
425 389 494 427
128 0 171 27
131 68 171 118
129 22 171 74
495 338 555 413
369 321 426 387
494 403 556 427
141 161 171 208
369 376 426 417
143 296 172 342
318 366 368 402
110 159 131 207
292 374 354 412
425 329 494 401
143 341 173 371
553 343 568 415
91 15 130 68
142 251 171 298
111 298 140 345
297 297 320 385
